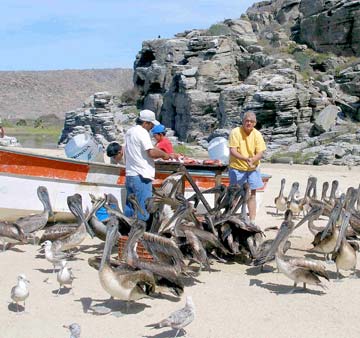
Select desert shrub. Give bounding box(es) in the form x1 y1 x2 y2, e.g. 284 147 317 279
16 119 27 126
207 24 232 36
121 88 140 105
173 144 193 156
270 151 316 164
33 118 44 128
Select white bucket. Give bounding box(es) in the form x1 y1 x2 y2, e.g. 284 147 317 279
207 137 229 164
65 133 104 162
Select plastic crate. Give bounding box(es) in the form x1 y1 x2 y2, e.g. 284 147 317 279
118 236 153 262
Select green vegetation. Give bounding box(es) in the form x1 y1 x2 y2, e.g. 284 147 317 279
207 23 232 36
122 106 139 115
173 144 194 156
334 56 359 76
270 151 316 164
120 88 140 105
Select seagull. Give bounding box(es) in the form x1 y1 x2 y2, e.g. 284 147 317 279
41 240 72 273
10 274 30 313
56 260 75 296
63 323 81 338
147 296 195 338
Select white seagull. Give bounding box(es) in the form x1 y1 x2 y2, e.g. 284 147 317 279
147 296 195 338
57 260 75 296
41 240 71 273
10 274 30 313
63 323 81 338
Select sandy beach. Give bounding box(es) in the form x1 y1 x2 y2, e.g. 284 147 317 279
1 148 360 338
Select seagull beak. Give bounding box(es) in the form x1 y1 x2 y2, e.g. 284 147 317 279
63 325 69 329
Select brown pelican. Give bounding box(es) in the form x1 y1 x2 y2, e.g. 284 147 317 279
15 186 53 240
264 210 329 293
321 181 329 202
287 182 301 215
332 211 358 280
56 260 75 296
0 221 27 251
147 296 195 338
52 194 94 252
10 274 30 313
123 220 185 293
40 195 103 244
328 180 339 206
99 216 156 307
274 178 287 214
311 196 344 262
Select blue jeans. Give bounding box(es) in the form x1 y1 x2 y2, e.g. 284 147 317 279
124 175 152 221
229 168 263 190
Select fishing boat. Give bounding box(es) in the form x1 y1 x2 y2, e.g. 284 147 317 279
0 147 271 221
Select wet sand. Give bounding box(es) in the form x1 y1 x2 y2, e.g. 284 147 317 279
1 148 360 337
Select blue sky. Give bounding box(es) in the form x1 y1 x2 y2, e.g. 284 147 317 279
0 0 257 71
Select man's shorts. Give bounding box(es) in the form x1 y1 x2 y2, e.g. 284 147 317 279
228 167 263 190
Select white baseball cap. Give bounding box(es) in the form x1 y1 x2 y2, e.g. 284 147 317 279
139 109 159 125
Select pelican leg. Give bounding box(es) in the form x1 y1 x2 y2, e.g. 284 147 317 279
324 254 333 264
334 267 343 282
287 282 297 294
303 283 307 290
349 269 358 279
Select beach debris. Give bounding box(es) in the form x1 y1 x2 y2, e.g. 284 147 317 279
10 274 30 313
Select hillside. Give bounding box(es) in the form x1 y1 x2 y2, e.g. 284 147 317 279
0 68 133 120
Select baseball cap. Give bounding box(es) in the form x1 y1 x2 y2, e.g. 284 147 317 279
151 124 166 134
139 109 159 125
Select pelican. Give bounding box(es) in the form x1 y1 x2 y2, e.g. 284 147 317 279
10 274 30 313
14 186 53 241
274 178 287 214
311 196 344 262
327 180 339 206
332 211 358 280
52 194 94 252
57 260 75 296
287 182 301 215
321 181 329 202
124 220 185 289
0 221 27 251
264 210 329 293
99 217 156 307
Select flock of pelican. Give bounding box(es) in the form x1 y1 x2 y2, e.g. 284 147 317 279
2 170 360 336
264 176 360 292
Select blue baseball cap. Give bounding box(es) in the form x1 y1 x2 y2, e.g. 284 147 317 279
151 124 166 134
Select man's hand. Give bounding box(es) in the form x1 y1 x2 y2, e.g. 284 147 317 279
246 157 256 169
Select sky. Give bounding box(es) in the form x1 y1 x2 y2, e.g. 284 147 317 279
0 0 258 71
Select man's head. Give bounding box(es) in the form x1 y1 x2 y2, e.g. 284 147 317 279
151 124 166 140
242 111 257 135
137 109 160 131
106 142 123 164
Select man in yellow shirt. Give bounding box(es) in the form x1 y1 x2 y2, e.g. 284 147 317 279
228 111 266 225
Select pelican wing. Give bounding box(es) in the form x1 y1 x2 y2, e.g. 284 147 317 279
288 258 329 281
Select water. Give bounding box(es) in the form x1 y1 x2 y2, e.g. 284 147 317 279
11 132 59 149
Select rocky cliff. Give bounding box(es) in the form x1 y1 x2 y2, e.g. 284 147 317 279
130 0 360 165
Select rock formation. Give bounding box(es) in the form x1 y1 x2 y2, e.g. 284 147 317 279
131 0 360 165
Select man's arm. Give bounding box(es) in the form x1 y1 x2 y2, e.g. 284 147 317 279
147 147 175 160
